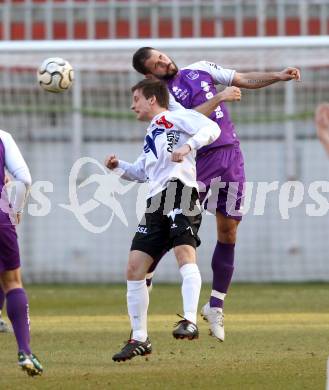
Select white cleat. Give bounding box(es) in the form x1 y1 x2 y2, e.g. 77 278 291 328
200 302 225 342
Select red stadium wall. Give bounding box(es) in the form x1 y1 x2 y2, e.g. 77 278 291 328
1 19 327 40
0 0 327 41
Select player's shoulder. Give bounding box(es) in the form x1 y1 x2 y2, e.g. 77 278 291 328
166 108 192 118
166 108 203 124
182 60 223 72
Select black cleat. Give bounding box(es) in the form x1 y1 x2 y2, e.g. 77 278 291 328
172 315 199 340
112 338 152 362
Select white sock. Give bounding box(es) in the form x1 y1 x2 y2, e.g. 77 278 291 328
179 263 202 324
127 280 149 342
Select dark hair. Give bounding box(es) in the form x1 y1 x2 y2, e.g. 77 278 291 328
131 79 169 109
132 47 155 75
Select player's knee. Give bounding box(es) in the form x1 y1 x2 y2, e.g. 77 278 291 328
126 261 145 280
217 225 238 243
0 269 23 293
174 244 196 266
0 279 22 294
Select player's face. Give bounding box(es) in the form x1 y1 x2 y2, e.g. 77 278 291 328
144 50 178 80
131 89 153 121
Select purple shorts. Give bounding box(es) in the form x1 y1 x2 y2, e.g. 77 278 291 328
196 144 246 220
0 226 20 273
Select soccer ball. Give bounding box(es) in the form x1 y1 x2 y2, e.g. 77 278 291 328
37 57 74 93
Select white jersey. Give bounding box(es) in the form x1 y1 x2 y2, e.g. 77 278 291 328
116 109 220 199
0 129 32 213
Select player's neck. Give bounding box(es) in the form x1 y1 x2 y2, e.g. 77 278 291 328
149 107 167 121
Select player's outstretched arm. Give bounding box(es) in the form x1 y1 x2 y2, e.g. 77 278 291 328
232 67 301 89
105 153 147 182
193 86 241 117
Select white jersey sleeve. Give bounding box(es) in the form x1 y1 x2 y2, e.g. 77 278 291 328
0 129 32 212
185 61 236 86
168 92 184 111
167 109 221 150
117 153 147 182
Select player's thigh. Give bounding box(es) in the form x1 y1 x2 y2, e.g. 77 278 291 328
197 146 245 219
216 211 240 243
170 206 202 267
173 244 196 268
126 250 155 280
0 267 23 293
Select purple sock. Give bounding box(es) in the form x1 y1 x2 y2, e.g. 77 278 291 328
0 287 5 312
6 288 31 355
209 241 235 309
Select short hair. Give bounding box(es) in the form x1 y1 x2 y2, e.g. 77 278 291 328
132 47 155 75
131 79 169 109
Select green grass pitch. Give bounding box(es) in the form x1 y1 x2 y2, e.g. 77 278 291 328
0 283 328 389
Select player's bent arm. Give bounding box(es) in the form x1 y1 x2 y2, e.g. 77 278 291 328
186 123 220 151
172 122 220 163
232 67 300 89
1 130 32 213
193 87 241 117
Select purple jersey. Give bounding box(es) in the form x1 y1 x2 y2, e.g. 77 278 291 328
166 61 239 154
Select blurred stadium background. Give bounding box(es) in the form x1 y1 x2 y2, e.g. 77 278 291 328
0 0 328 283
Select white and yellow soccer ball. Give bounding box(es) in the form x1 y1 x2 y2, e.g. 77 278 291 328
37 57 74 93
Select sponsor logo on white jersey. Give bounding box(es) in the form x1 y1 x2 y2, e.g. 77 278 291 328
167 130 180 153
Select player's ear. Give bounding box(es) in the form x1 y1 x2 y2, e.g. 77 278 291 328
149 95 156 105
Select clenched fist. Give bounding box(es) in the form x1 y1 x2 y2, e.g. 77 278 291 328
279 67 301 81
220 86 241 102
105 154 119 170
171 144 192 162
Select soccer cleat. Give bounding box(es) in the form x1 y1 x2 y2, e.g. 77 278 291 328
0 318 11 333
200 302 225 342
172 315 199 340
112 338 152 362
18 352 43 376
